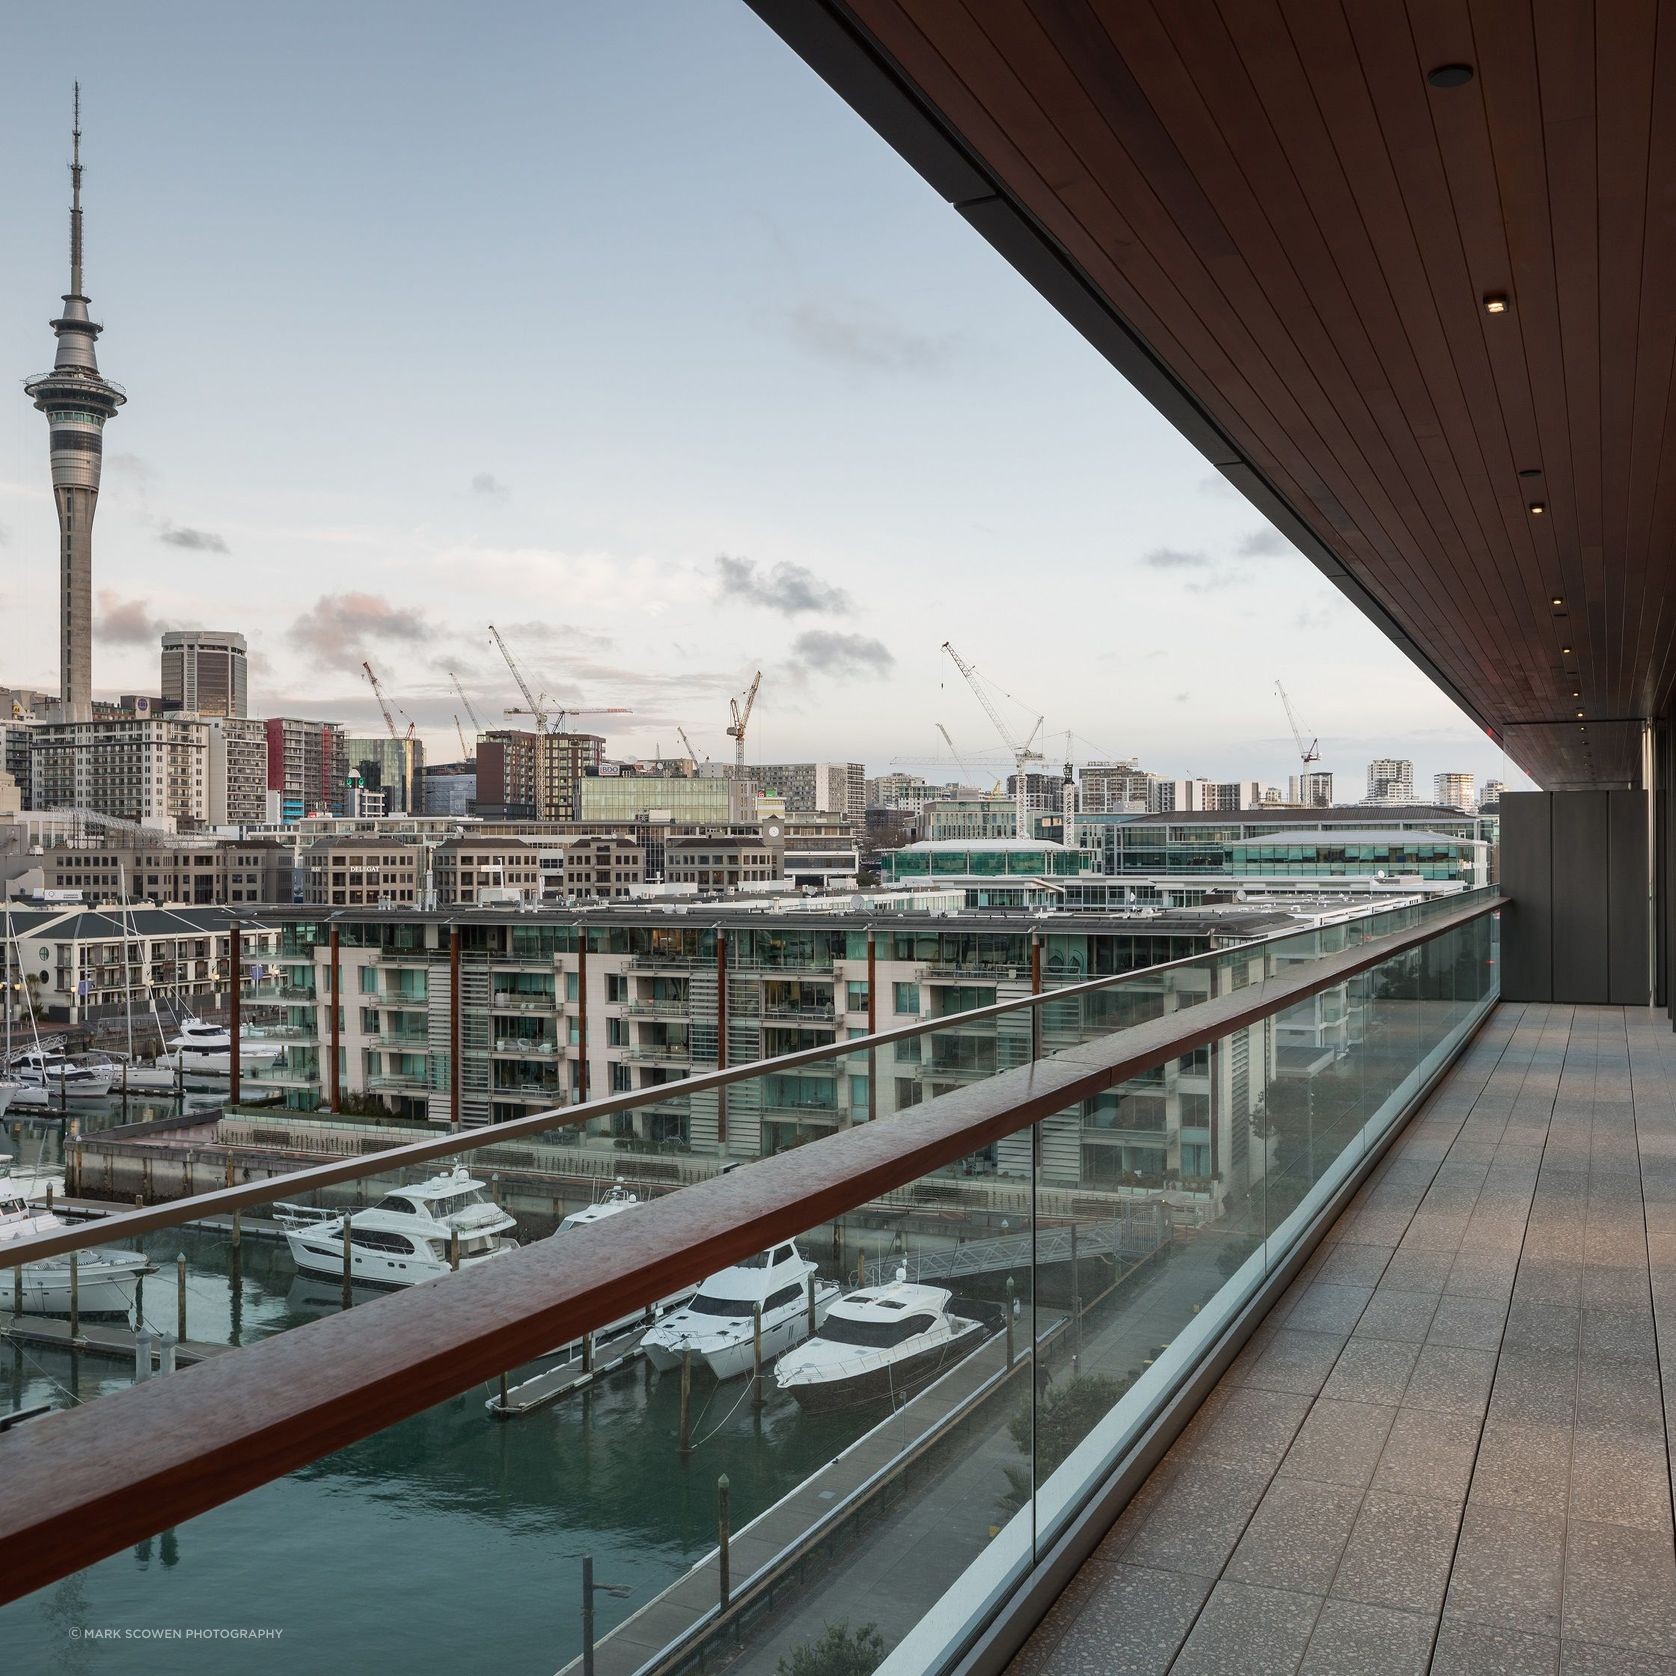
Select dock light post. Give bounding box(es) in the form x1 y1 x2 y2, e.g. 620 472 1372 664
341 1215 353 1309
580 1555 631 1676
751 1304 764 1412
176 1251 187 1343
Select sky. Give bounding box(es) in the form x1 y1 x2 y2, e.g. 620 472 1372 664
0 1 1527 799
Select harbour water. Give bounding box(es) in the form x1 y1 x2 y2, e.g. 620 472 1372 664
1 1221 871 1675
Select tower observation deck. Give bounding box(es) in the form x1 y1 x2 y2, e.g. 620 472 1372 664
24 84 125 723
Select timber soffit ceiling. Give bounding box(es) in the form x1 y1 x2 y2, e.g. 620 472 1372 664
749 0 1676 791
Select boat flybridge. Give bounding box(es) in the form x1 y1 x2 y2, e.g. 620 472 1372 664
775 1278 988 1412
0 1162 153 1316
278 1166 518 1289
556 1181 640 1233
642 1240 838 1381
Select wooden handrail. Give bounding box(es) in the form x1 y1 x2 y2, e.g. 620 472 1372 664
0 894 1490 1270
0 895 1499 1603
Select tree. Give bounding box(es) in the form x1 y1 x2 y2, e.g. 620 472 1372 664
776 1621 888 1676
996 1372 1128 1519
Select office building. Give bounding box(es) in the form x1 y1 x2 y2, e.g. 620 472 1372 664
423 763 476 817
264 719 347 822
344 735 426 816
1365 757 1415 803
160 631 249 719
578 774 754 825
301 836 421 907
1433 771 1476 810
431 837 542 906
24 93 125 722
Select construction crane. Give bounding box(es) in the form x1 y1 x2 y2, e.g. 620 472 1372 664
488 623 632 735
361 660 399 740
676 726 701 769
1275 680 1320 765
449 670 482 733
454 715 470 760
489 624 546 731
727 671 761 779
935 722 975 786
940 642 1045 839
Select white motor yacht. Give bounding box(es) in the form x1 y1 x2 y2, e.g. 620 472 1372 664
0 1152 67 1205
0 1080 17 1118
642 1240 838 1381
775 1279 988 1412
556 1180 640 1234
0 1169 154 1316
7 1046 114 1102
157 1016 286 1077
278 1166 519 1289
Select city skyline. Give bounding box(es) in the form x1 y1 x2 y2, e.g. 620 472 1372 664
0 3 1528 792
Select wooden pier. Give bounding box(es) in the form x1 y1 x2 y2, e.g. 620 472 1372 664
1 1310 228 1368
487 1324 654 1418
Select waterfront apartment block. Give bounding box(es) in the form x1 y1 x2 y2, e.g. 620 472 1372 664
301 836 421 908
28 716 214 826
249 901 1360 1207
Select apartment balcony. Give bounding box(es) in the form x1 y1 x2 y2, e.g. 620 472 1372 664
624 1044 692 1065
625 1000 690 1019
759 1003 836 1024
490 992 558 1013
366 1070 433 1093
2 894 1537 1676
489 1037 558 1058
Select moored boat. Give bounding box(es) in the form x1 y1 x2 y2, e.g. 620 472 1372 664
0 1164 153 1315
774 1279 989 1412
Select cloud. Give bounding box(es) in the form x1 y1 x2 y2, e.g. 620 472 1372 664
783 298 959 374
471 472 509 497
1174 692 1191 703
1237 528 1288 557
159 523 229 554
286 592 434 671
789 630 895 679
1184 568 1251 596
1142 546 1210 570
96 591 171 645
714 554 851 616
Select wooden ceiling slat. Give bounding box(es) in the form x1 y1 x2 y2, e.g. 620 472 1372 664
794 0 1676 786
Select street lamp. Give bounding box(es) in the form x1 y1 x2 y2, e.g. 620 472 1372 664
580 1554 631 1676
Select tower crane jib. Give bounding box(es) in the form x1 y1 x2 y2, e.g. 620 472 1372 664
940 641 1044 840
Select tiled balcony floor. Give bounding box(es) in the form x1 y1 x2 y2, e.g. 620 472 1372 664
1011 1003 1676 1676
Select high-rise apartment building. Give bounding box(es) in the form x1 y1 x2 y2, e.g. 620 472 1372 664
537 733 604 821
1365 758 1415 804
24 93 125 723
1480 779 1505 810
1432 772 1476 811
161 631 249 719
472 731 604 821
1287 771 1334 807
264 719 347 823
30 717 212 826
1079 761 1148 812
203 717 268 826
757 762 867 827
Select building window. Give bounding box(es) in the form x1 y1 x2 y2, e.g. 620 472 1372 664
845 981 869 1013
892 982 920 1015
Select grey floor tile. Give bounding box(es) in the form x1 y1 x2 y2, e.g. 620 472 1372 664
1562 1519 1676 1655
1287 1283 1376 1336
1569 1432 1675 1532
1444 1504 1566 1637
1582 1307 1659 1367
1503 1300 1581 1355
1330 1490 1462 1614
1432 1620 1558 1674
1488 1351 1578 1427
1318 1243 1398 1287
1322 1337 1421 1405
1560 1639 1676 1674
1171 1579 1322 1676
1380 1250 1458 1293
1033 1561 1212 1676
1371 1406 1481 1503
1404 1343 1498 1417
1470 1419 1573 1514
1120 1458 1272 1579
1514 1263 1584 1308
1236 1328 1350 1398
1355 1291 1440 1344
1277 1399 1397 1489
1581 1264 1651 1310
1183 1386 1313 1473
1447 1251 1521 1299
1091 1459 1180 1564
1429 1294 1511 1350
1297 1598 1437 1676
1226 1478 1365 1595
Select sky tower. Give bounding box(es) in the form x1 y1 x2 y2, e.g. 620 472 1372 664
24 85 125 721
